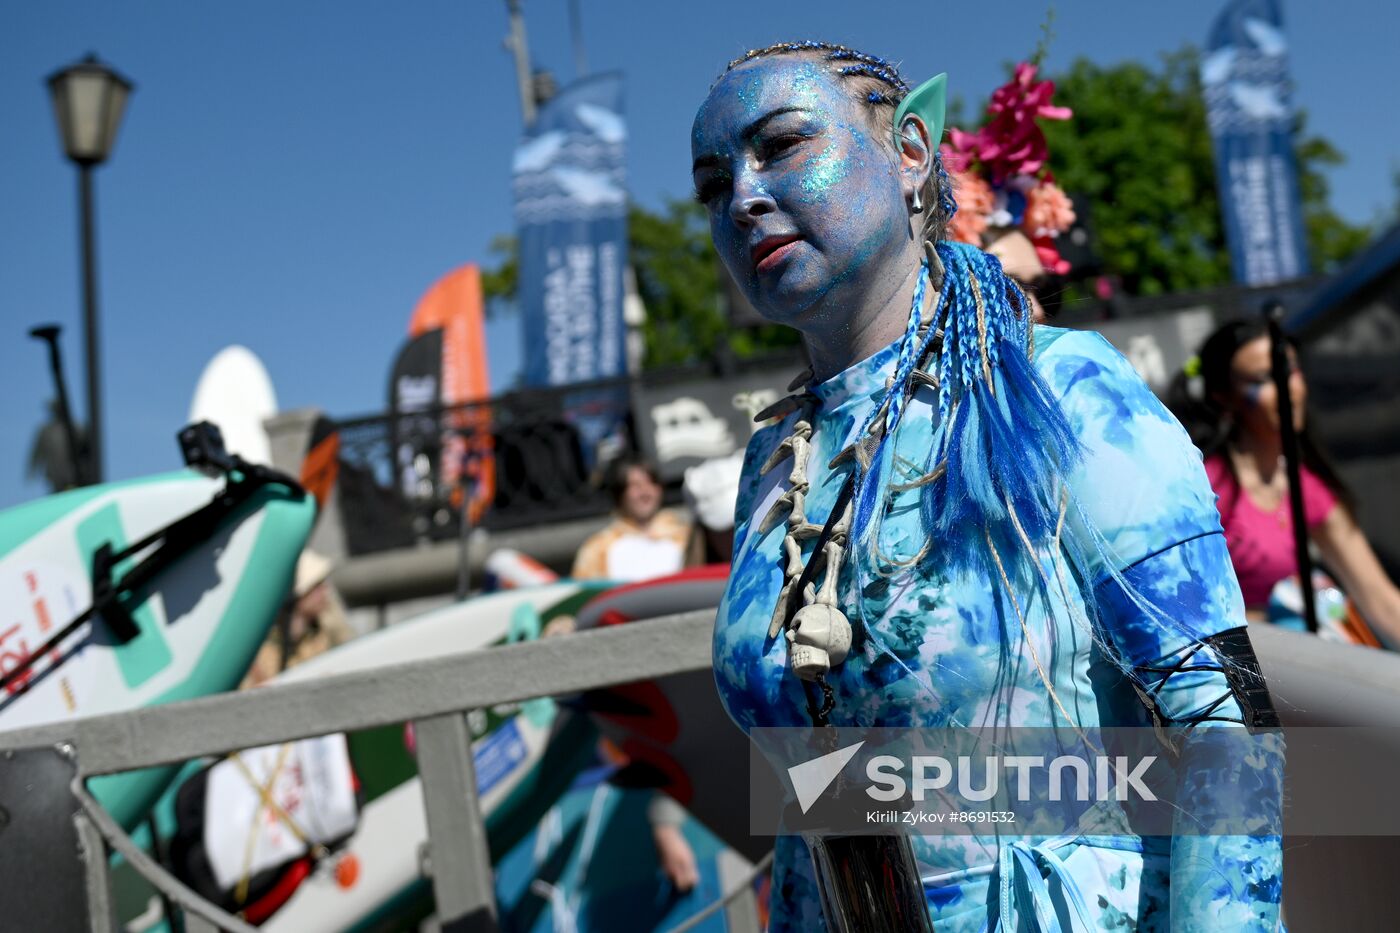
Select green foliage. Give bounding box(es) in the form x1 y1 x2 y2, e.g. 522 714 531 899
1036 46 1373 293
1295 121 1377 272
1029 5 1057 70
1038 48 1230 295
479 235 518 303
627 200 728 367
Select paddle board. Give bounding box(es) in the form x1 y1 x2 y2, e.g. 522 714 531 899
572 566 769 863
0 469 313 829
248 583 604 933
495 780 754 933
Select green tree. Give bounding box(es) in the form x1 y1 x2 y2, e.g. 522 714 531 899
1039 48 1230 295
1037 46 1373 293
479 235 517 301
628 199 728 366
1296 127 1377 272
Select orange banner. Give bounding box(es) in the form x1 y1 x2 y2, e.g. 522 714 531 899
409 265 494 523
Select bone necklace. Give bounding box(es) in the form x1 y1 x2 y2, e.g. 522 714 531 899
753 317 944 699
757 389 855 682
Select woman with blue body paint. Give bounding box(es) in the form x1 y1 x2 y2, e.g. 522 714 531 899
692 43 1284 931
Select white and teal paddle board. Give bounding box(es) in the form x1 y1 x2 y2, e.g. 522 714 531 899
0 469 314 829
249 583 602 933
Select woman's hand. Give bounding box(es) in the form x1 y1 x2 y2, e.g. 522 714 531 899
1315 507 1400 649
542 615 577 638
652 822 700 893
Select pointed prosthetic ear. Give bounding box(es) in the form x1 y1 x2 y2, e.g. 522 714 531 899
892 72 946 208
892 72 947 151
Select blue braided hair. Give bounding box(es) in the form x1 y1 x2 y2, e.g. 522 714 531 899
843 239 1232 706
845 241 1077 585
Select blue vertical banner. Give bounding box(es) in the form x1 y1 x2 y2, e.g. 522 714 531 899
1202 0 1310 285
514 73 628 388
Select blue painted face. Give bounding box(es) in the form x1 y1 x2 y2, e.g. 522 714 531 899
691 58 911 330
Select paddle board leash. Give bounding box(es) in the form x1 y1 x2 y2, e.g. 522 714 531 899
1266 302 1319 634
0 422 307 695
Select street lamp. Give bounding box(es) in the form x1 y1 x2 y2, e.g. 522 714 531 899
47 53 133 485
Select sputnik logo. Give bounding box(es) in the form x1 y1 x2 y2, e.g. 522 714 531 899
788 741 865 814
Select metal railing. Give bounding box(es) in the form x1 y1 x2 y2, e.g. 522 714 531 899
330 349 810 559
334 378 633 556
0 611 716 933
8 608 1400 930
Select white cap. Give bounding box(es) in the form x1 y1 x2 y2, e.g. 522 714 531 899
682 451 745 532
294 550 334 598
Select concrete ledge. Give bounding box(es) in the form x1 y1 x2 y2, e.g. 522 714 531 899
331 513 612 607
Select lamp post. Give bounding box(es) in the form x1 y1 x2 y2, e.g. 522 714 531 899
47 53 133 485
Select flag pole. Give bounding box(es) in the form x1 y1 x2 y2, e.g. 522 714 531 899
504 0 536 126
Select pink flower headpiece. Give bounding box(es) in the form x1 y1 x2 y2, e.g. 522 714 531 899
943 62 1076 275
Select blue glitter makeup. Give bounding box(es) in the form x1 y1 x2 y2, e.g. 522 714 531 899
800 134 850 198
691 57 910 335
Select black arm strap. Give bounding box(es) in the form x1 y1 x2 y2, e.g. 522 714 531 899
1208 626 1282 730
1129 625 1281 755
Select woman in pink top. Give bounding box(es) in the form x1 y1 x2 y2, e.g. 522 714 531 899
1189 318 1400 642
1203 451 1336 608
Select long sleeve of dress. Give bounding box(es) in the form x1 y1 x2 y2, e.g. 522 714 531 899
1042 328 1284 931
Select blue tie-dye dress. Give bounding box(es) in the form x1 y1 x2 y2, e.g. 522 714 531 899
714 325 1283 932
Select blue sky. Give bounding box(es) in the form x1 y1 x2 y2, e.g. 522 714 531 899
2 0 1397 509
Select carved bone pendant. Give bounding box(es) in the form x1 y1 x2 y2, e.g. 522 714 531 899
786 603 853 681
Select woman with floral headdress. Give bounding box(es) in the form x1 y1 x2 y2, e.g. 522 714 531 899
943 62 1080 323
692 43 1283 931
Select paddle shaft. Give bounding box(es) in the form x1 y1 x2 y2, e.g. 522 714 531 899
1266 306 1318 634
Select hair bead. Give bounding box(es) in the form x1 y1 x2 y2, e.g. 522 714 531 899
726 40 908 95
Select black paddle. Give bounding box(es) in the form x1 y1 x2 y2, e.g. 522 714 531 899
1265 302 1318 634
